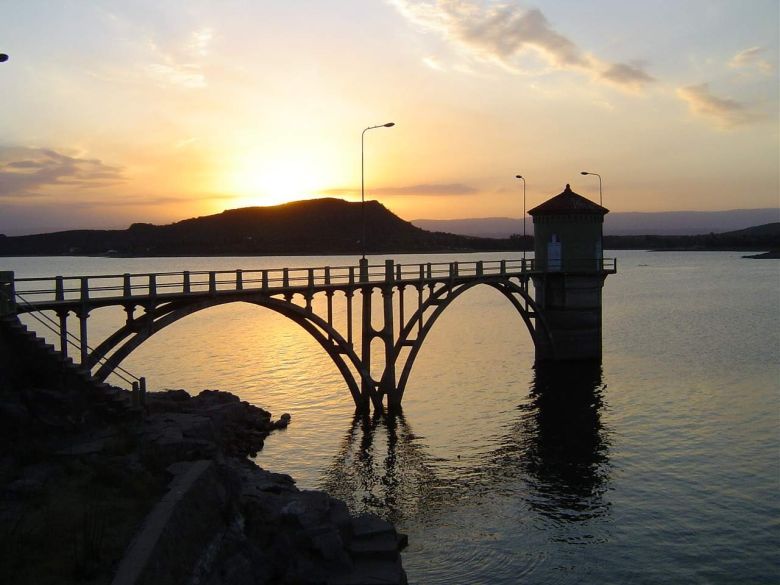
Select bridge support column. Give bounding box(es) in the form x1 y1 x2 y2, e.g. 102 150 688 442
381 261 399 410
57 310 69 358
360 260 374 411
76 310 90 366
531 273 606 362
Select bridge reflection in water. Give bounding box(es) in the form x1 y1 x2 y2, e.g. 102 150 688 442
320 362 611 526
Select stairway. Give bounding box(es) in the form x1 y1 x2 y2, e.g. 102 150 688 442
0 315 133 417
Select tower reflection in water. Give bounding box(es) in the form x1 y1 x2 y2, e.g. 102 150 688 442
321 362 611 525
509 362 611 523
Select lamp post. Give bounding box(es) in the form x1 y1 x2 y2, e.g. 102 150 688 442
580 170 602 207
361 122 395 260
515 175 526 263
580 170 604 266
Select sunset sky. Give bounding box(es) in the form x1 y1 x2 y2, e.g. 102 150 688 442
1 0 778 235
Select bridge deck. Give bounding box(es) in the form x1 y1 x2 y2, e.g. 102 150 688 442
9 258 616 313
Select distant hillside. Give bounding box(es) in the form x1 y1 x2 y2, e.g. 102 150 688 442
413 208 780 237
604 223 780 251
0 198 520 257
411 217 523 239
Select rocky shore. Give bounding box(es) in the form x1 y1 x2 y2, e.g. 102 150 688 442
0 383 408 584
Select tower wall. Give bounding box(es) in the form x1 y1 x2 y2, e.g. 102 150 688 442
532 273 606 362
528 184 609 363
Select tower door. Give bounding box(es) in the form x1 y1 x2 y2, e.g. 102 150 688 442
548 234 561 271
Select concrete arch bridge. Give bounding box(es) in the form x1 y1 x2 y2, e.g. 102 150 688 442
0 257 615 412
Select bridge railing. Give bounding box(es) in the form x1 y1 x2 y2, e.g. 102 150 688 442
9 259 540 305
8 256 614 306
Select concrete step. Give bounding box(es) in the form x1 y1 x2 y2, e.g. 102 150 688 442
3 318 135 413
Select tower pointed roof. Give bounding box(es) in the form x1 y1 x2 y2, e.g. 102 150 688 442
528 184 609 216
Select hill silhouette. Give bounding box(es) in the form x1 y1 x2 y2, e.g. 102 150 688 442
0 198 519 257
602 222 780 251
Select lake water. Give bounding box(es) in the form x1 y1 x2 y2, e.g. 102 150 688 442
6 250 780 583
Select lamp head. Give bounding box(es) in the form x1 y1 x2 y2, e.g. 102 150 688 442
580 171 590 175
0 54 8 63
515 175 523 179
384 122 395 127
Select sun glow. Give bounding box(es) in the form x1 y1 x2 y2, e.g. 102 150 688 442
222 150 344 208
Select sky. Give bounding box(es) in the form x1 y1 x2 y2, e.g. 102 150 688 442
0 0 778 235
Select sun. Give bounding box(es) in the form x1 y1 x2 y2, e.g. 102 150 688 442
222 150 340 208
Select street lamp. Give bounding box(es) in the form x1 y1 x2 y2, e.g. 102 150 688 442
361 122 395 259
581 170 604 266
515 175 526 262
580 171 602 207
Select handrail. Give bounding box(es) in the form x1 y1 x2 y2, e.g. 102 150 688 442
14 292 142 387
9 257 616 304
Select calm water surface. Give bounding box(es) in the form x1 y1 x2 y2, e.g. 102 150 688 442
6 251 780 583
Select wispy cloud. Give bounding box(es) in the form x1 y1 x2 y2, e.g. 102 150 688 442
676 83 759 128
144 27 214 89
146 62 206 89
188 28 214 57
321 183 478 197
423 56 446 71
389 0 654 91
600 62 655 91
728 46 774 74
0 147 124 198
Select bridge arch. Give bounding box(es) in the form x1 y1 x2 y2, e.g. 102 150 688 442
392 277 552 402
89 295 372 408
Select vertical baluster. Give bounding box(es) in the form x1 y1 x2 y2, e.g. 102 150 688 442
123 274 131 297
80 277 90 302
209 272 216 295
183 271 191 293
236 269 243 291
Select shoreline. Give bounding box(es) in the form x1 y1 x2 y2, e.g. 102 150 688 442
0 315 408 585
0 385 408 585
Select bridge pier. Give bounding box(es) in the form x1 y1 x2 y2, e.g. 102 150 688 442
359 259 401 412
381 273 399 410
